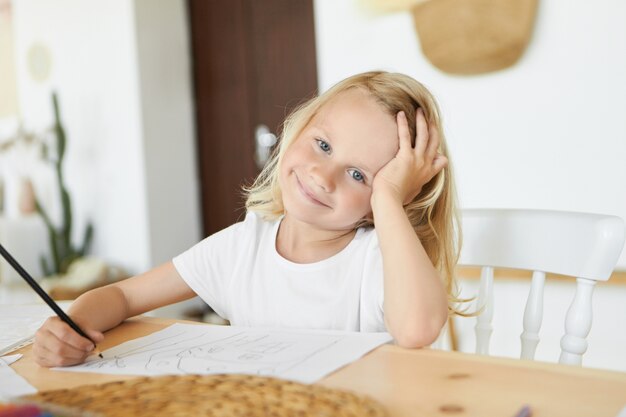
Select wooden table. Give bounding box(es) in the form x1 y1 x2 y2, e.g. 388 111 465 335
10 317 626 417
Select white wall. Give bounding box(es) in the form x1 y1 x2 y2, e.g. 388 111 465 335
134 0 201 266
7 0 200 274
313 0 626 269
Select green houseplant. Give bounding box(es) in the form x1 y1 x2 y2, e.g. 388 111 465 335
36 92 93 276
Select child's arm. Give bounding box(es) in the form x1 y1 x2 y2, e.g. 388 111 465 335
33 261 195 367
371 109 449 348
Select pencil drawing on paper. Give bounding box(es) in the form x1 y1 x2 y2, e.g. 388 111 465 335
79 326 343 377
60 323 392 383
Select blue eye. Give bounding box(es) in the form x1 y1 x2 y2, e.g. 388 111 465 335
348 169 365 182
316 139 331 153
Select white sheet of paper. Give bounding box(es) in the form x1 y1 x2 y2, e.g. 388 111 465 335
0 354 37 399
0 302 73 355
56 323 392 383
0 354 23 365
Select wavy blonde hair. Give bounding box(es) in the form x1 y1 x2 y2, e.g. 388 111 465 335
244 71 465 315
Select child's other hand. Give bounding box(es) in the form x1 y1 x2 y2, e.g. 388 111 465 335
32 316 104 367
372 108 447 205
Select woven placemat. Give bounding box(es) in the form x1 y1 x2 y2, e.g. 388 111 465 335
25 374 388 417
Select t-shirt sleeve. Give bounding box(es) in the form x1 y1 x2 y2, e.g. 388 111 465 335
359 231 386 332
172 212 257 319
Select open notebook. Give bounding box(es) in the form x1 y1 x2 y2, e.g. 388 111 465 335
0 301 72 356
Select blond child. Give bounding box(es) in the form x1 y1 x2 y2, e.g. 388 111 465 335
33 71 462 367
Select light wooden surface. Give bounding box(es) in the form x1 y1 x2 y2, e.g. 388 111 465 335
10 317 626 417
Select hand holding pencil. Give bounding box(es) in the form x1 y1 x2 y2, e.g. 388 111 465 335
0 242 105 367
33 316 104 367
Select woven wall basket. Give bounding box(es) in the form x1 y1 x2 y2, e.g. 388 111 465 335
412 0 539 74
25 374 388 417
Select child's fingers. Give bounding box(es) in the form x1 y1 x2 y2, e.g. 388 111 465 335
35 322 93 357
33 344 90 367
33 338 89 366
432 154 449 173
39 316 96 352
425 122 441 161
33 326 92 367
396 111 412 150
414 108 429 155
86 328 105 343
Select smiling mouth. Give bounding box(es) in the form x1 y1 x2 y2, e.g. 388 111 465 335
295 174 330 208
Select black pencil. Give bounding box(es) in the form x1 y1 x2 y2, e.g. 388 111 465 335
0 243 103 358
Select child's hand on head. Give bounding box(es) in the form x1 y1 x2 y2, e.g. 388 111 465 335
33 316 104 367
372 108 448 205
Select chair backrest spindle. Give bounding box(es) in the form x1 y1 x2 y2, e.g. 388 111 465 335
520 270 545 359
475 266 494 355
559 278 596 365
459 209 625 365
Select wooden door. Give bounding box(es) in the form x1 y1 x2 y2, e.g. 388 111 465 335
188 0 318 238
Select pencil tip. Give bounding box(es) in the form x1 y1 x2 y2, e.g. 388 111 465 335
98 353 104 358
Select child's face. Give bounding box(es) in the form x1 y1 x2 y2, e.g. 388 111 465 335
279 89 399 231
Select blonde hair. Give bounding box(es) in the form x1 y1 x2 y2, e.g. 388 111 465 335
244 71 465 315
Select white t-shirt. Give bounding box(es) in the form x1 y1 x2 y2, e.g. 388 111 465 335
172 211 386 332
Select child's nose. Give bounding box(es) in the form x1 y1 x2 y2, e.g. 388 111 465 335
310 165 336 192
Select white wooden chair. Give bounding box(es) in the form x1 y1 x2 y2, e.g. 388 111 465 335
458 208 625 365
